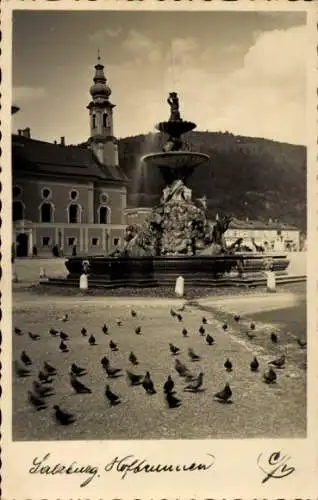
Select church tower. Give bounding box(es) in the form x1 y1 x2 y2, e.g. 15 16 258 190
87 52 119 166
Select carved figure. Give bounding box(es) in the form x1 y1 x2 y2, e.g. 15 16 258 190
161 179 192 204
163 136 183 152
167 92 181 121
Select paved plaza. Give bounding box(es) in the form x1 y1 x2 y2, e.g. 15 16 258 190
12 282 306 440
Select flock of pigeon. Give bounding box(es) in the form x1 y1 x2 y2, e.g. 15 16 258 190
13 306 307 428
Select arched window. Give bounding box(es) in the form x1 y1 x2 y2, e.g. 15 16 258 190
40 202 54 223
68 203 81 223
103 113 108 128
92 114 96 128
98 206 109 224
12 200 24 221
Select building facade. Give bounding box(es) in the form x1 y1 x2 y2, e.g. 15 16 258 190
12 57 129 257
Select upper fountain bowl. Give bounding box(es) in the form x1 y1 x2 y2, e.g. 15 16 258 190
156 120 196 137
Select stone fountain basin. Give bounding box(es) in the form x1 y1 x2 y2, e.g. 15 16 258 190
65 253 290 286
142 151 209 170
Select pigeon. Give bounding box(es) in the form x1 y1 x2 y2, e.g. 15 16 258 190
182 328 188 337
14 327 23 336
263 366 277 384
269 354 285 369
297 338 307 349
101 356 109 368
199 325 205 336
184 372 204 392
109 340 118 351
105 364 122 378
59 340 69 352
214 382 232 402
206 334 214 345
102 324 108 335
246 331 256 340
129 351 139 366
170 308 177 318
28 332 40 341
224 358 233 372
38 370 53 384
234 315 240 322
142 371 156 394
60 314 69 322
33 380 54 398
28 391 47 410
175 358 190 377
60 331 69 341
53 405 76 425
14 361 31 378
43 361 57 376
126 370 143 386
71 363 87 377
177 314 183 322
250 323 256 330
81 327 87 336
188 348 201 361
131 309 137 318
222 323 228 331
105 385 121 405
163 375 174 394
88 334 96 346
21 350 32 366
166 391 181 408
49 328 59 337
169 343 180 355
70 373 92 393
202 317 208 325
135 326 141 335
116 319 122 327
250 357 259 372
271 333 278 343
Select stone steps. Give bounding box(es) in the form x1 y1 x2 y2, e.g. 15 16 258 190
41 274 306 289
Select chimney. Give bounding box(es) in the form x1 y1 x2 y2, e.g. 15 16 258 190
22 127 31 138
60 136 65 146
18 129 22 136
54 140 57 144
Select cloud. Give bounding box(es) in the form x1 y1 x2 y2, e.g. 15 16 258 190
89 26 122 43
154 25 306 144
13 86 47 103
121 30 163 64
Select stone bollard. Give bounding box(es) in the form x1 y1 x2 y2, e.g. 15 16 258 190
80 273 88 290
265 271 276 292
175 276 184 297
12 268 18 283
40 267 46 279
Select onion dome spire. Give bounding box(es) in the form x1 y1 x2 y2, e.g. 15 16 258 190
90 50 112 99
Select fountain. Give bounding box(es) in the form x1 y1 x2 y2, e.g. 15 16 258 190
61 92 290 289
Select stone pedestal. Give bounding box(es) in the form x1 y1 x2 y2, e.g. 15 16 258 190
175 276 184 297
80 274 88 290
265 271 276 292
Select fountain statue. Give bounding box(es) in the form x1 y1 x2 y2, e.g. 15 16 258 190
118 92 215 257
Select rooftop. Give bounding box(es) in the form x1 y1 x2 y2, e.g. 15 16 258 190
12 134 129 184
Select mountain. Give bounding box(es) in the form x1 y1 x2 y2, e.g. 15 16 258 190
118 131 306 232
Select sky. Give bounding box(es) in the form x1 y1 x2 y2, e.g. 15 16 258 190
12 10 306 145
